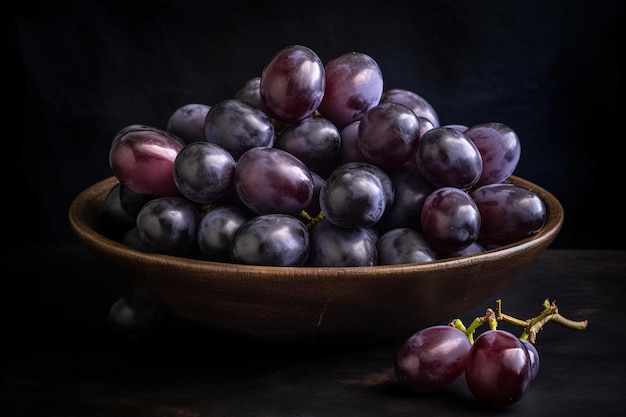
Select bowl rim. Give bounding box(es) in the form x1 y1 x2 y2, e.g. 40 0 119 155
69 175 564 278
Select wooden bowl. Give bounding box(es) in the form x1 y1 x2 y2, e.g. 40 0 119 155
69 175 563 348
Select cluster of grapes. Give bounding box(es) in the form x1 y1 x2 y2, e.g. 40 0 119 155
102 44 548 266
395 299 588 409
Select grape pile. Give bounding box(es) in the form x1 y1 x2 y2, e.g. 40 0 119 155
395 299 587 409
102 44 547 266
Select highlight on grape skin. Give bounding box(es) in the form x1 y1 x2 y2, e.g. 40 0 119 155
317 51 384 130
395 325 472 393
203 98 275 160
165 103 211 144
465 329 533 409
234 146 314 217
109 125 185 197
260 44 326 124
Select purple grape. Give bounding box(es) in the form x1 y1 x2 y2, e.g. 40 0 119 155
317 51 384 129
234 147 314 216
121 227 152 252
379 88 440 127
520 339 540 381
396 325 472 393
109 290 169 341
109 124 185 196
308 219 378 267
363 226 380 244
135 196 199 256
404 117 436 167
358 102 421 169
260 44 325 124
197 205 251 262
173 141 236 204
465 329 532 409
421 187 481 254
443 124 468 132
302 170 325 219
470 183 546 246
415 127 483 190
229 214 310 266
464 122 521 187
438 241 486 259
118 183 155 217
165 103 211 144
274 115 341 172
376 228 438 265
339 120 367 163
339 161 394 208
101 183 137 239
416 116 436 143
234 76 268 113
377 164 436 233
204 98 275 160
319 163 389 229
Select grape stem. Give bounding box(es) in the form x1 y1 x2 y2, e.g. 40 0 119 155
450 298 588 344
299 210 325 229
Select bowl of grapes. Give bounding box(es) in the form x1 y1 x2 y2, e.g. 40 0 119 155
69 45 564 348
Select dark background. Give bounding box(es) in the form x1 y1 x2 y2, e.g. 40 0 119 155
6 0 624 249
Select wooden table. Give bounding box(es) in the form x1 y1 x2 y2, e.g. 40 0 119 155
2 247 624 416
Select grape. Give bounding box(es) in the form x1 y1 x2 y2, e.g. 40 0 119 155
234 147 314 216
404 117 436 167
109 124 185 196
197 205 251 262
377 164 436 233
109 290 169 341
363 226 380 244
308 219 378 267
376 228 437 265
465 329 532 409
302 170 325 218
319 162 389 229
396 325 472 393
470 183 546 246
260 44 325 124
234 76 268 113
379 88 440 127
229 214 310 266
339 161 394 208
173 141 236 204
520 339 540 380
135 196 199 256
416 116 436 142
421 187 481 254
165 103 211 144
442 124 468 132
439 241 486 259
274 115 341 172
358 102 421 169
338 120 366 164
317 51 384 129
101 183 137 240
415 127 483 190
118 183 155 217
121 227 152 252
464 122 521 187
204 98 275 160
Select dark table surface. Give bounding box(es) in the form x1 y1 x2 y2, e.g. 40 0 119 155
2 246 625 417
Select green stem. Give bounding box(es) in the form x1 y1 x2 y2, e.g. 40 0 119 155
449 298 588 345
